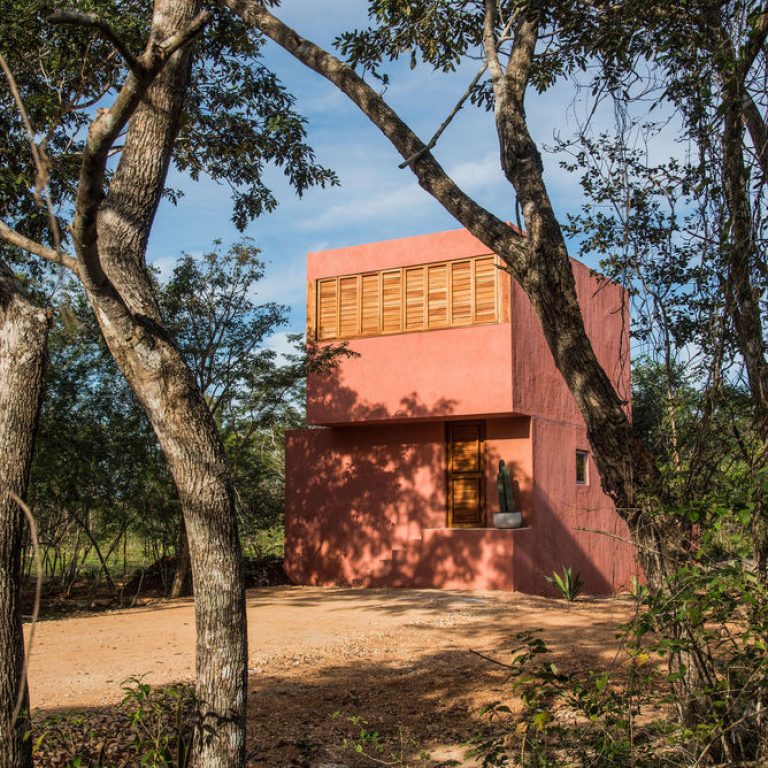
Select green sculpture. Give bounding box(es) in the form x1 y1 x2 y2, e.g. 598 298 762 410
495 460 523 528
497 459 516 514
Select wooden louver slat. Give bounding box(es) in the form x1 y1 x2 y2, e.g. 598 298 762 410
361 273 381 335
382 270 402 333
427 264 448 328
405 267 425 330
314 254 499 341
338 276 360 338
450 477 481 525
317 278 338 340
449 425 481 472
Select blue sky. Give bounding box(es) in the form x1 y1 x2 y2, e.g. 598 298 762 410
146 2 660 358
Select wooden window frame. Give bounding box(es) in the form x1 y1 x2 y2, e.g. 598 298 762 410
446 420 486 529
576 449 589 486
311 254 503 342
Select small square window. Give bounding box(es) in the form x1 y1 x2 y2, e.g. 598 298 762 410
576 450 589 485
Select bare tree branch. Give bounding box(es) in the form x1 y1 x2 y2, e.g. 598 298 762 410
150 10 211 63
399 63 487 168
217 0 528 272
48 10 144 78
743 92 768 181
483 0 505 83
0 219 79 274
739 3 768 75
71 9 211 288
0 51 67 264
505 14 539 103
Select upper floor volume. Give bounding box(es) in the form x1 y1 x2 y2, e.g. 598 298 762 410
305 227 629 427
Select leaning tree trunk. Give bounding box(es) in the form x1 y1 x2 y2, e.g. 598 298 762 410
66 1 248 764
719 69 768 572
83 299 247 767
0 260 50 768
224 0 677 588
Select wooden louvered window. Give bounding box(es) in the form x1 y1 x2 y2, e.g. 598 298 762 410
447 421 485 528
474 256 497 323
313 254 500 341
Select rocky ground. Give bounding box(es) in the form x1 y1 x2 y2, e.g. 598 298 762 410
28 586 635 767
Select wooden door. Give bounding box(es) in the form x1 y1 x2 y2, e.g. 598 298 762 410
446 421 485 528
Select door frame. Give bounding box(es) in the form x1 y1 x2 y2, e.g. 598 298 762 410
445 419 486 528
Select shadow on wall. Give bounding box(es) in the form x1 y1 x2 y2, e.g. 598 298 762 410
287 384 450 586
308 367 460 423
513 478 640 596
289 381 640 595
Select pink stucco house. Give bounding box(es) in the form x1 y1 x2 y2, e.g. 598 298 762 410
284 227 640 595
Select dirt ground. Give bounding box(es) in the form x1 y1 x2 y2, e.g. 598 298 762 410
28 586 635 766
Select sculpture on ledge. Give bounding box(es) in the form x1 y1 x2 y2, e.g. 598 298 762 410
495 460 523 529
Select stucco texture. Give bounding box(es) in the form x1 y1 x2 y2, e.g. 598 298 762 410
288 227 639 595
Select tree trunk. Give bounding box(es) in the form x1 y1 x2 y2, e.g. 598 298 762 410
66 2 248 764
84 292 247 766
170 521 193 598
719 74 768 570
0 260 51 768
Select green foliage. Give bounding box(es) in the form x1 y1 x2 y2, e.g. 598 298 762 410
29 284 180 588
544 566 584 602
469 631 659 768
0 0 337 261
121 677 196 768
628 576 648 602
331 711 431 766
160 239 351 550
471 486 768 767
33 678 197 768
627 558 768 764
27 239 346 589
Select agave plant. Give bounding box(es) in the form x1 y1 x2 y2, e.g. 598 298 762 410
545 566 584 601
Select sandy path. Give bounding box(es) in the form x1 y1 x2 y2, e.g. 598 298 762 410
28 586 632 712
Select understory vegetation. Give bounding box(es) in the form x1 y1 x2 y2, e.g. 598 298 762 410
22 240 334 610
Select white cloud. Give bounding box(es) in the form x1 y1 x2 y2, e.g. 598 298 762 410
297 180 433 231
446 153 504 192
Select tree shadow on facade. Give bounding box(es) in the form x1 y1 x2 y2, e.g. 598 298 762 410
287 381 638 595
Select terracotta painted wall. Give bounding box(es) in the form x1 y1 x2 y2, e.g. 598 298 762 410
307 228 513 425
513 417 640 595
511 259 631 423
307 227 630 427
308 324 514 425
484 417 533 525
284 422 446 586
286 417 545 592
289 227 638 594
306 228 495 280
